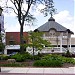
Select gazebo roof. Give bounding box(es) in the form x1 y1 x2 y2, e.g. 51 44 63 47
36 17 74 34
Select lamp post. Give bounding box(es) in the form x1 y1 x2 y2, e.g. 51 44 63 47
0 6 3 72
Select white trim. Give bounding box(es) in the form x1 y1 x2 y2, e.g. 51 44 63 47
5 45 20 50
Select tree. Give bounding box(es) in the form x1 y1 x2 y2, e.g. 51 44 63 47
4 0 56 53
0 33 5 54
23 31 51 56
0 42 5 53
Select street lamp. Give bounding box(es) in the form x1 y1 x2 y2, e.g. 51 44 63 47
0 6 3 72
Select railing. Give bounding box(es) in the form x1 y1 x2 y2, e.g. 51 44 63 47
26 47 67 55
40 47 67 53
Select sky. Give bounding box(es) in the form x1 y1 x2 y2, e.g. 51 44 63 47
0 0 75 37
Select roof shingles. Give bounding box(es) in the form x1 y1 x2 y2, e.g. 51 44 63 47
37 17 73 34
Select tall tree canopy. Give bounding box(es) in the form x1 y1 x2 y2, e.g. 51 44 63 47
1 0 56 53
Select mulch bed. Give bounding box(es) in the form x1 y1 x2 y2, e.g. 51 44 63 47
0 60 74 68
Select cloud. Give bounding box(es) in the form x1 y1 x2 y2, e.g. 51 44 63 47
5 20 37 32
54 10 75 37
31 4 45 16
5 22 20 32
4 11 17 17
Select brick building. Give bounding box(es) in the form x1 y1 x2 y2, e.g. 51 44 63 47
6 32 28 45
4 32 28 54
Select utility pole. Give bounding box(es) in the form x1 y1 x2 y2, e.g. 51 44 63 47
0 6 3 72
0 6 3 42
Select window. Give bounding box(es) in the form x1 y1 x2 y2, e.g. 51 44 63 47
9 40 15 45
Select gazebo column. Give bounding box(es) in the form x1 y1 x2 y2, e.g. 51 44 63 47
67 37 69 50
60 33 63 53
67 33 71 52
69 35 71 52
43 33 45 38
43 33 46 47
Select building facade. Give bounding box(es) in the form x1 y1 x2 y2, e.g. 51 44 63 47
5 32 28 54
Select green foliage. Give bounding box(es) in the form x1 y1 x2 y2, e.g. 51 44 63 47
33 54 63 67
33 54 75 67
42 54 61 61
65 50 71 57
24 31 52 56
0 54 10 60
33 59 62 67
61 57 75 64
0 43 5 52
32 55 41 60
11 52 32 62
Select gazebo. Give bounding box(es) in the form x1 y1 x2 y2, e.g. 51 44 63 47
36 17 74 52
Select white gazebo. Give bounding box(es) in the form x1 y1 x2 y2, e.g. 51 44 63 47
36 17 74 53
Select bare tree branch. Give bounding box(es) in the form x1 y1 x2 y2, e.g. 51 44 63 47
6 6 18 15
10 0 18 11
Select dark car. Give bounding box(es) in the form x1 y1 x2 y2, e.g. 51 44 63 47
8 52 17 56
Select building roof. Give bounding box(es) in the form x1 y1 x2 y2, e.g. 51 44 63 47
37 17 74 34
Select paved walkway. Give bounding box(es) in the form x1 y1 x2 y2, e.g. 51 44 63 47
0 67 75 75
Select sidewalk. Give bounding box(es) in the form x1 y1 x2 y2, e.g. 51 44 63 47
0 67 75 75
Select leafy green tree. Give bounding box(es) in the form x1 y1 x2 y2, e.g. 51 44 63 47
4 0 56 53
23 31 52 56
0 42 5 54
0 33 5 53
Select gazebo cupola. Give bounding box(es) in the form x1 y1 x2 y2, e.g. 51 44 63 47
48 17 55 21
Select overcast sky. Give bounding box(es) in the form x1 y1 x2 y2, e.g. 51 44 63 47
0 0 75 37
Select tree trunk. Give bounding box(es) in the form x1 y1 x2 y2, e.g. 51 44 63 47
33 46 35 60
20 25 24 53
33 46 35 56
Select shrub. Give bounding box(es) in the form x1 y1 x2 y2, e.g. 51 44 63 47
42 54 62 61
33 54 63 67
11 53 25 62
11 52 32 62
65 50 71 57
32 55 41 60
61 57 75 64
33 59 62 67
33 54 75 67
0 55 10 60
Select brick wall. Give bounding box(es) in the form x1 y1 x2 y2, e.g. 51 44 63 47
6 32 28 45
